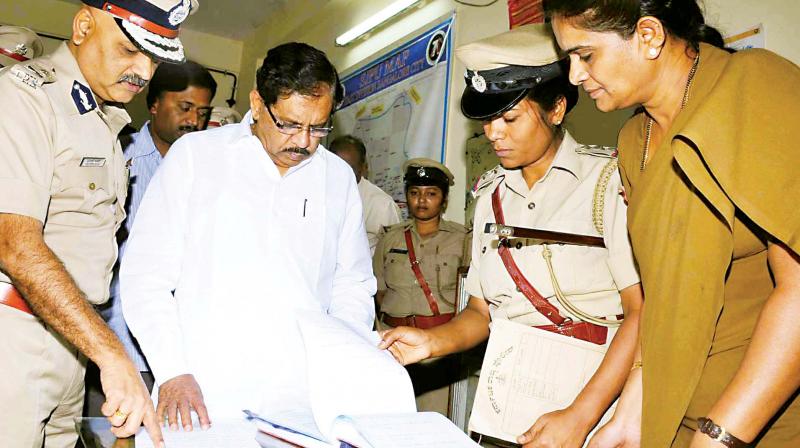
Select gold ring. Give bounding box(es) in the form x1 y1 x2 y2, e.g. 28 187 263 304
113 410 128 419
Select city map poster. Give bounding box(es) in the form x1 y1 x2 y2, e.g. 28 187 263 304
335 16 454 209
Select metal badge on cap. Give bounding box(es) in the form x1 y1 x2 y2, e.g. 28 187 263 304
471 73 487 93
168 0 192 26
417 167 427 177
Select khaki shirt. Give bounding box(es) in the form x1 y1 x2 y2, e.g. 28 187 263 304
374 219 469 316
618 44 800 445
466 131 639 326
0 43 129 304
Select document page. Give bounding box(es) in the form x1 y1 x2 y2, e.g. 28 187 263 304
246 408 331 448
469 319 609 443
332 412 481 448
134 418 259 448
296 311 416 441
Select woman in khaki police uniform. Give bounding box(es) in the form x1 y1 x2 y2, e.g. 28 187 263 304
380 24 644 447
373 158 469 414
374 158 468 329
546 0 800 446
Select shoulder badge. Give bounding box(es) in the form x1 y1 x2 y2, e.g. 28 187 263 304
575 144 618 158
471 165 504 198
9 62 56 90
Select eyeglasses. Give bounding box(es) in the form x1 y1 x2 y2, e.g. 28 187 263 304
265 104 333 138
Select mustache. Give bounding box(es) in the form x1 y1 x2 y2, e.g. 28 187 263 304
117 73 148 87
282 147 311 156
178 124 198 133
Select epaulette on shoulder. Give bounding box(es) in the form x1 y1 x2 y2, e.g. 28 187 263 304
383 221 410 234
443 220 469 234
471 165 504 198
575 144 618 158
9 62 56 90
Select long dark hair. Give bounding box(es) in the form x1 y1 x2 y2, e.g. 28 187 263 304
542 0 725 51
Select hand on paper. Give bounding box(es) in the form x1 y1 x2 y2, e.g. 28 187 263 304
517 407 593 448
377 326 433 365
99 354 164 447
157 373 211 432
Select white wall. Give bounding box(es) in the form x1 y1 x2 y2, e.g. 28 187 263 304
705 0 800 65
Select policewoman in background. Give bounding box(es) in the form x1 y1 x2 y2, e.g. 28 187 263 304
379 24 643 447
373 158 469 414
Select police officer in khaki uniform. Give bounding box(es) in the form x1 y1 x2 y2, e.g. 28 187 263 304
373 158 469 415
379 24 644 447
0 25 44 68
0 1 194 447
374 158 469 328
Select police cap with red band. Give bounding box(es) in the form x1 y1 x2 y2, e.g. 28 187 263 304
82 0 198 63
0 26 44 68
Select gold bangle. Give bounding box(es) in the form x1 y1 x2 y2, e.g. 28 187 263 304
630 361 643 372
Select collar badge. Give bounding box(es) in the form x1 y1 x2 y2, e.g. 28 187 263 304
71 81 97 115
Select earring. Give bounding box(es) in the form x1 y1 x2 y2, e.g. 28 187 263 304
648 48 659 57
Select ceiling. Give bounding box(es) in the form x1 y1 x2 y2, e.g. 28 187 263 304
63 0 291 40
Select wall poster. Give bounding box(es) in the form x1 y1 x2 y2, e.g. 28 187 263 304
334 15 455 211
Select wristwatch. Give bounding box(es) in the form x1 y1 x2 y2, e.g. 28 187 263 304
697 417 749 447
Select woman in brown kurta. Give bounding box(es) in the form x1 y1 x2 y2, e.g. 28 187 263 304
544 1 800 447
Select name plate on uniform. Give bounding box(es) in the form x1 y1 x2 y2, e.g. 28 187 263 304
80 157 106 168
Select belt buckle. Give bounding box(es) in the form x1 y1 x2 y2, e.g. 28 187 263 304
557 317 574 328
408 315 417 327
555 317 574 336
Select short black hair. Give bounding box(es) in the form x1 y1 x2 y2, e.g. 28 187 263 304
146 60 217 108
328 135 366 164
256 42 343 110
527 59 579 116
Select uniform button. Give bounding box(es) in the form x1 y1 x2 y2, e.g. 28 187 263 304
88 182 96 190
420 244 425 248
528 202 535 210
515 242 523 250
481 246 486 254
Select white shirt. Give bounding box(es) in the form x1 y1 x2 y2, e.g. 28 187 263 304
358 178 402 254
120 114 376 418
466 132 639 327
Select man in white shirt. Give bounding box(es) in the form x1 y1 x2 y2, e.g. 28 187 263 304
120 42 376 431
329 135 402 254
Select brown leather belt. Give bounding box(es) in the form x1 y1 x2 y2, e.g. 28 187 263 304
535 321 608 345
381 312 454 329
0 284 33 315
534 313 623 346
